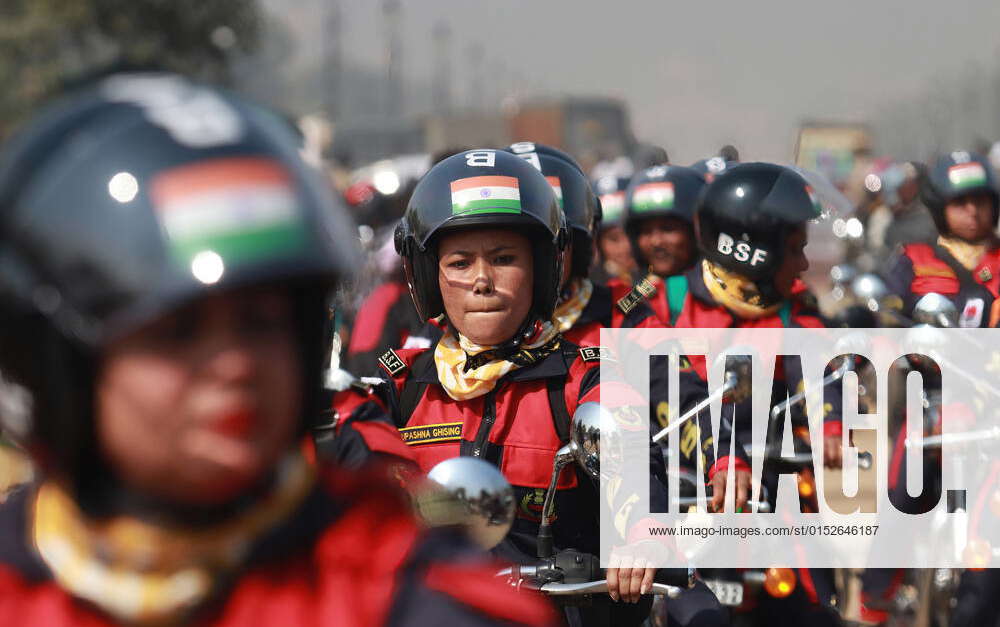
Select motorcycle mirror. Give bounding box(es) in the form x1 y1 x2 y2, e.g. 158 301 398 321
912 293 958 328
537 443 577 558
426 457 515 550
717 351 753 404
571 402 616 481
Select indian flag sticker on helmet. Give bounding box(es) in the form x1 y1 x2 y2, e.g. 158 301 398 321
632 182 675 212
545 176 564 209
450 175 522 215
948 162 988 190
600 192 626 222
804 185 824 215
150 157 308 269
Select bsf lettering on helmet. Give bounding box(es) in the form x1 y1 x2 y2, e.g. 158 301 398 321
717 232 768 266
465 151 496 167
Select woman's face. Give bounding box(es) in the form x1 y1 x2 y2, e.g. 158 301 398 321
95 287 302 506
945 192 995 242
636 216 695 277
773 225 810 298
438 228 534 346
598 226 636 273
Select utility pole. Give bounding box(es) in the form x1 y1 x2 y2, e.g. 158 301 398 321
322 0 342 122
467 42 484 112
432 20 452 114
381 0 403 118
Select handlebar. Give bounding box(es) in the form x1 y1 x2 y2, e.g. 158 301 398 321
770 360 851 420
750 447 872 471
496 564 694 598
538 580 683 598
672 496 773 512
906 425 1000 449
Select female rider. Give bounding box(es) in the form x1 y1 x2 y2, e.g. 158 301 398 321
0 74 552 627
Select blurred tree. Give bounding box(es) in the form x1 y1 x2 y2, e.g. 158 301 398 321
0 0 261 137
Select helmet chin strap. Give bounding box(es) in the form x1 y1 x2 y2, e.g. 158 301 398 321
702 260 784 318
508 314 543 348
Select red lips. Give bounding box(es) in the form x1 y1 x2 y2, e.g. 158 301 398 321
210 408 257 438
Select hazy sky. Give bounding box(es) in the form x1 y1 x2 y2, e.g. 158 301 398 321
271 0 1000 162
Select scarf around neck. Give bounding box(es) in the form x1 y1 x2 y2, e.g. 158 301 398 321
937 235 991 271
32 453 315 625
702 259 784 320
553 277 594 332
434 320 561 401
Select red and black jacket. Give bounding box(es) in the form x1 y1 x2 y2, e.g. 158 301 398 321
0 470 557 627
317 382 418 473
561 281 663 347
344 281 428 375
634 265 841 455
606 272 753 478
333 338 668 565
884 242 1000 327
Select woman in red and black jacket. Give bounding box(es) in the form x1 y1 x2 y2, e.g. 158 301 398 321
0 75 553 627
331 149 729 627
883 151 1000 328
666 162 844 626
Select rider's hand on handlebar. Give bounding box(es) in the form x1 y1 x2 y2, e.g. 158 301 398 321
606 556 656 604
710 469 751 512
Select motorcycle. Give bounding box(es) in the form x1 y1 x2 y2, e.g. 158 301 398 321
423 403 696 609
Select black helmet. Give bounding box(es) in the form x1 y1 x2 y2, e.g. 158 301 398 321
0 73 359 473
395 149 565 322
690 156 738 183
922 151 999 234
593 175 631 229
695 162 820 281
624 165 706 267
506 141 600 278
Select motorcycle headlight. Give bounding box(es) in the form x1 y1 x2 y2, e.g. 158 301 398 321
963 539 991 571
763 567 797 598
798 473 815 499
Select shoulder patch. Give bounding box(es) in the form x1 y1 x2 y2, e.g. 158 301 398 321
378 348 407 376
912 264 956 279
615 277 657 315
579 346 614 363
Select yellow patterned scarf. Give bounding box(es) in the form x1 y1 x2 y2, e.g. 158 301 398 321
32 454 315 625
553 277 594 332
938 235 990 271
434 322 561 401
702 259 783 320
